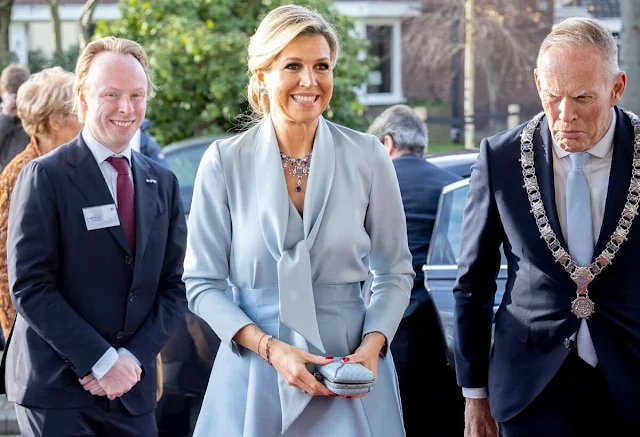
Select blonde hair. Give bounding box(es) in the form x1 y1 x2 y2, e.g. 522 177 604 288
0 64 30 95
247 5 339 119
73 36 154 122
537 17 619 80
17 67 76 138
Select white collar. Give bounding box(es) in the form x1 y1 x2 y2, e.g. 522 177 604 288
552 108 616 159
82 126 133 166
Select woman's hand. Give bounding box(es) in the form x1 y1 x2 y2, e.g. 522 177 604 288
339 331 386 399
268 338 336 397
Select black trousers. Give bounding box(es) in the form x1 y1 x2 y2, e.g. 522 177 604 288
391 294 465 437
499 351 640 437
15 398 157 437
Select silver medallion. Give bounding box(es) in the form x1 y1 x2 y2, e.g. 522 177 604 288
571 295 595 319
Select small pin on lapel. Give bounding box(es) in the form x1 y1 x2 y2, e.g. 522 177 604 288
145 178 157 184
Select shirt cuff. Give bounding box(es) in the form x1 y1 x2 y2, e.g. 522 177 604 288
462 387 488 399
91 347 119 380
117 347 141 367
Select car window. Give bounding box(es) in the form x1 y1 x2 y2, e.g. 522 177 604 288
164 144 208 189
428 181 506 265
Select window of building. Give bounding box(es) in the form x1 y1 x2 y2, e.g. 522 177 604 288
355 20 404 106
367 25 392 94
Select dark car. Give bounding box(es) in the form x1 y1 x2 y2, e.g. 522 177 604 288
163 135 232 216
157 136 229 436
422 152 508 368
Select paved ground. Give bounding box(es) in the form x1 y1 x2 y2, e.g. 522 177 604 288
0 395 18 435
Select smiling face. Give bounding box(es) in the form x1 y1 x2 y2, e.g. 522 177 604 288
261 34 334 130
79 51 148 153
534 45 626 152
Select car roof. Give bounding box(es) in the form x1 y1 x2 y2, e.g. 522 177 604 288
426 151 478 166
163 134 232 155
426 151 478 179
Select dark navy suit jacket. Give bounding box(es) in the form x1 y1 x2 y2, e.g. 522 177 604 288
1 134 187 416
392 154 460 317
453 107 640 425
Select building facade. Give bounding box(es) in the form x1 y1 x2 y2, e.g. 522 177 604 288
11 0 420 108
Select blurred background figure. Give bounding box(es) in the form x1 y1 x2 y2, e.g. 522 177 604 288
0 64 30 173
368 104 463 437
156 313 220 437
130 118 167 167
0 66 81 344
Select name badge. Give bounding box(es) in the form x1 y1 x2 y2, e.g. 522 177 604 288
83 204 120 230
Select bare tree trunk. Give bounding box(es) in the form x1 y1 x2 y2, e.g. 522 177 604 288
0 0 13 62
463 0 475 149
78 0 98 51
620 0 640 114
43 0 62 54
479 58 500 136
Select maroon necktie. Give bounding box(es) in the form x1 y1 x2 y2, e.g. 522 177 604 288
106 156 136 254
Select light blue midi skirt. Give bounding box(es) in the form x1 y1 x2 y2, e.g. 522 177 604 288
192 283 406 437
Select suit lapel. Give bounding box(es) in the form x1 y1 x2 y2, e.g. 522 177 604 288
66 135 130 254
536 116 566 249
255 118 289 259
594 107 634 256
302 118 335 247
254 117 336 258
132 152 158 262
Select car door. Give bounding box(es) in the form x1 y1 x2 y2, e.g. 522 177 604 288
423 178 507 368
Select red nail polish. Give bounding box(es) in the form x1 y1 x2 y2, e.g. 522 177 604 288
325 356 334 360
330 394 337 397
341 357 350 362
345 395 352 399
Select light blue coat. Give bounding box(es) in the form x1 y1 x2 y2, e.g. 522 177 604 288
183 117 414 437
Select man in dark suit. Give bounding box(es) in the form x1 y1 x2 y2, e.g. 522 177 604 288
455 18 640 437
368 105 462 436
2 37 187 436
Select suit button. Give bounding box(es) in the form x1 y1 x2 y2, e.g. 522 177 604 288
125 256 132 264
128 293 135 302
116 332 124 339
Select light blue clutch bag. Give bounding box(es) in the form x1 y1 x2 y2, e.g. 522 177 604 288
315 360 375 396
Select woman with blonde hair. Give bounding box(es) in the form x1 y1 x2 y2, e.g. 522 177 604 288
184 4 413 437
0 66 82 340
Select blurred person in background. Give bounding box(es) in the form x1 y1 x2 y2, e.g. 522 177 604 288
130 118 167 167
368 105 462 436
0 64 30 173
0 66 82 343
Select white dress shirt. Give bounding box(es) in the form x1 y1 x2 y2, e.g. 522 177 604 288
463 109 616 399
129 128 142 153
82 127 140 379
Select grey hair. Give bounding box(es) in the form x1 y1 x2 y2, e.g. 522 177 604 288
367 104 428 155
537 17 619 80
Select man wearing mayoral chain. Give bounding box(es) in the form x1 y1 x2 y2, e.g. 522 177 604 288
453 17 640 437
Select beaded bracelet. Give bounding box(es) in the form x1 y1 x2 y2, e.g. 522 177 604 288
264 335 274 365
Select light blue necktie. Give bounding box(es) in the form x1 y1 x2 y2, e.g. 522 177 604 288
566 151 598 366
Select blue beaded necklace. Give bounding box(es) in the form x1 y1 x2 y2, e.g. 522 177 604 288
280 152 312 192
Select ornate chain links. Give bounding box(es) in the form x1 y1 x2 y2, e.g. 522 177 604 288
520 109 640 292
